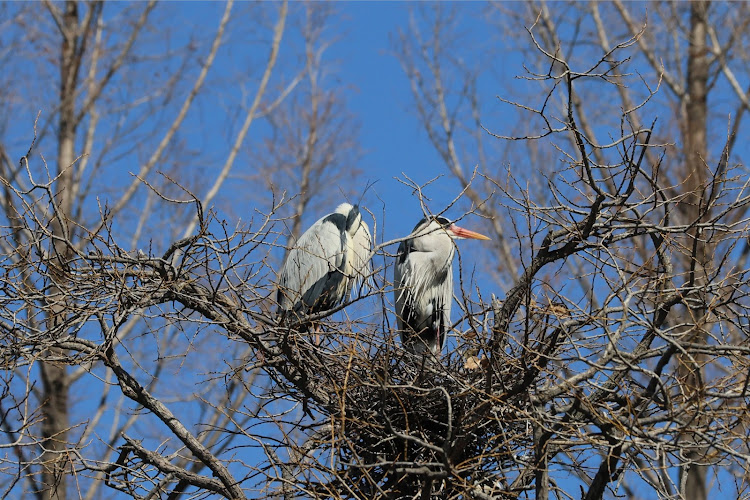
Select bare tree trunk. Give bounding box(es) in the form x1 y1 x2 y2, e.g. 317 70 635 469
533 403 549 500
39 2 85 498
679 2 710 499
685 2 709 201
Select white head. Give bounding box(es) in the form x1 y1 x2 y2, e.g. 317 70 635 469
411 216 490 250
335 203 363 237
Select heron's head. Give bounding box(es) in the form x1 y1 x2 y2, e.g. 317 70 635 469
335 203 362 235
413 216 490 241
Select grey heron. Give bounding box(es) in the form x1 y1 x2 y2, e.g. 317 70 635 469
394 216 489 356
277 203 372 329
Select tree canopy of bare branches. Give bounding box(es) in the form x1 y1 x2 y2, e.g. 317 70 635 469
2 2 750 500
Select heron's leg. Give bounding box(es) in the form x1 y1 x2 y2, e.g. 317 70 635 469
312 322 322 346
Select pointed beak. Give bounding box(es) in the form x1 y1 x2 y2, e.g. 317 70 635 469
449 224 490 241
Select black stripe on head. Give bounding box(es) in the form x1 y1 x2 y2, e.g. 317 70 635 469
434 216 451 228
346 205 360 232
412 216 451 232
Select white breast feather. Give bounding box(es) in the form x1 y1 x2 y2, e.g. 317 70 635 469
397 251 452 328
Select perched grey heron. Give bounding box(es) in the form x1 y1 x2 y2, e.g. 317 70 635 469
394 216 490 355
277 203 372 329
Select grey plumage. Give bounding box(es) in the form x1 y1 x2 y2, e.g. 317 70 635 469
277 203 372 326
394 216 489 356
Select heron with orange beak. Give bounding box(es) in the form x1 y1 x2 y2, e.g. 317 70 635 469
394 216 490 356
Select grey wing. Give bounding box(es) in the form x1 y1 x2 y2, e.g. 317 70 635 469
350 219 372 292
278 217 345 314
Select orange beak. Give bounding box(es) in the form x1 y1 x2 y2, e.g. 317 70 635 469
449 224 490 241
